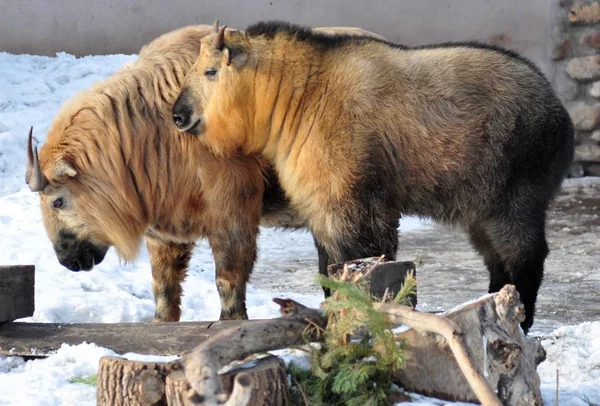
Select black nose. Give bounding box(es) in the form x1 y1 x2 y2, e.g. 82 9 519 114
172 90 193 130
173 112 187 128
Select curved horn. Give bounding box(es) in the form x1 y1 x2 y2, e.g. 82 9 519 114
211 19 219 34
25 127 49 192
216 25 227 50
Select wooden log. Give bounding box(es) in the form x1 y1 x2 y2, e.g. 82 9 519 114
0 320 263 356
329 256 499 405
96 354 289 406
391 285 546 405
171 299 327 405
0 265 35 322
327 257 417 306
90 288 541 405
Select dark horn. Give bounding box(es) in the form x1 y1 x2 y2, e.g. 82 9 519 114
26 127 49 192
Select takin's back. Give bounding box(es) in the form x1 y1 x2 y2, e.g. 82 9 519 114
320 39 562 144
237 25 574 224
317 38 572 211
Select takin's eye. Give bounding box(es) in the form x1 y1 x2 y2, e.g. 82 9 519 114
52 197 65 210
204 68 217 78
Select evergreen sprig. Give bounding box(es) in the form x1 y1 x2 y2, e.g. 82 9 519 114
288 268 417 405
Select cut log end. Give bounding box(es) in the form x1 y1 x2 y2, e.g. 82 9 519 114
96 356 168 406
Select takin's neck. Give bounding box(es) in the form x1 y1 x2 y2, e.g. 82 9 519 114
247 40 325 161
112 117 204 240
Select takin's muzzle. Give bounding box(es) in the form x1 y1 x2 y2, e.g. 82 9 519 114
54 229 108 272
172 88 203 135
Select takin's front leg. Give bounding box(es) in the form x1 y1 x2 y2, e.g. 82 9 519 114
145 237 194 322
207 226 258 320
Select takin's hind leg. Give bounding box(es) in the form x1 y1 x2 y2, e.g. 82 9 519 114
467 224 510 293
323 218 399 278
313 235 332 297
207 226 258 320
486 210 549 334
146 237 194 322
338 219 399 262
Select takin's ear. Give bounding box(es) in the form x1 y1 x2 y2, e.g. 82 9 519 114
224 45 249 68
54 160 77 179
211 19 220 34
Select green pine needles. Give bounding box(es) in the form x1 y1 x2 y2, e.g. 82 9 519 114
288 269 417 405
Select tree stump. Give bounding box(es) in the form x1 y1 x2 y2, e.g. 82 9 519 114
391 285 545 405
96 354 289 406
327 257 417 306
97 356 167 406
0 265 35 322
165 355 289 406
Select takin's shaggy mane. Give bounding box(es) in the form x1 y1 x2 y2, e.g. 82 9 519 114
173 20 575 332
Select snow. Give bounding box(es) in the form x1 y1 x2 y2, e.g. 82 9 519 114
0 51 598 405
537 322 600 405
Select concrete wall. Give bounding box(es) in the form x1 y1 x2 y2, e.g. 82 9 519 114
1 0 557 78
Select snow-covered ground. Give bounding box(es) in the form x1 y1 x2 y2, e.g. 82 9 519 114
0 52 598 405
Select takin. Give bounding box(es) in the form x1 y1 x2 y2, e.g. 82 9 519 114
26 23 385 322
171 20 575 333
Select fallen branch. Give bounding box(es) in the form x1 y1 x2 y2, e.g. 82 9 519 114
330 257 501 405
166 299 327 406
375 302 501 406
390 284 545 405
94 259 543 406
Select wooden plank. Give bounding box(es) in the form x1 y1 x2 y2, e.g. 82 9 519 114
0 265 35 322
0 319 265 357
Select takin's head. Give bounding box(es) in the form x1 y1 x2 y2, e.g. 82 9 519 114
171 20 386 154
25 128 108 271
26 118 147 271
172 20 252 148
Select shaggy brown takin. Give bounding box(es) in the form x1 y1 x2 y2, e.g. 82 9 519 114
26 23 384 321
172 21 575 332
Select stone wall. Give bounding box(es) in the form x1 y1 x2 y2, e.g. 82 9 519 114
555 0 600 176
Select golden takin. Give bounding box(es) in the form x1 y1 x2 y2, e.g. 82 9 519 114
172 20 575 333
